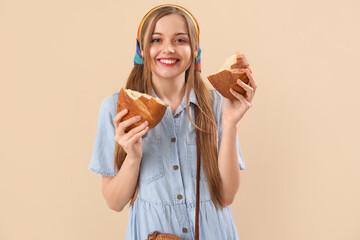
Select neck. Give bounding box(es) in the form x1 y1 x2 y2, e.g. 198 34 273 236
151 73 186 103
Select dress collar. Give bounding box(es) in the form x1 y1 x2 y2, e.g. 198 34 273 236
151 87 197 107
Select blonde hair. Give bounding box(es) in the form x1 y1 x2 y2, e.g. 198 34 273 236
114 6 225 209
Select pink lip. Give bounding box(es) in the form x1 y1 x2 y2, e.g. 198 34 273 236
157 59 179 66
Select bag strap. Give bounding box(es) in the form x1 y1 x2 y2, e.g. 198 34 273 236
194 105 200 240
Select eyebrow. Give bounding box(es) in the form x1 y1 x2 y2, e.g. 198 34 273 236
152 32 189 36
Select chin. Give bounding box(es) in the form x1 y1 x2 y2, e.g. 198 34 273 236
153 70 186 80
155 74 182 80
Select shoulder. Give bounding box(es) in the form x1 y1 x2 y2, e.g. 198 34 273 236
98 92 119 117
209 89 224 127
102 92 118 106
209 89 224 111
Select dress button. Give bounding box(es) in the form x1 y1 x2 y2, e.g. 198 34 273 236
177 194 183 200
174 113 179 118
171 137 176 142
182 228 188 233
173 165 179 170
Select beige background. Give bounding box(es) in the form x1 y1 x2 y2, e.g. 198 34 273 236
1 0 359 239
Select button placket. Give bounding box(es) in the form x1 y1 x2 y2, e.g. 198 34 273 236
169 121 182 204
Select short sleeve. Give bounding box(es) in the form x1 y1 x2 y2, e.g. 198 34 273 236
88 93 119 176
212 90 246 170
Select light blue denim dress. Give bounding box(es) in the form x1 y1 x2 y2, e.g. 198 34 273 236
88 88 245 240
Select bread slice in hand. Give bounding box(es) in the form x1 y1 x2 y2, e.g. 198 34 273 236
116 88 167 132
207 52 250 100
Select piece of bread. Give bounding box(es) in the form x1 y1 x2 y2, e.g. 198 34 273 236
207 52 250 100
116 88 167 132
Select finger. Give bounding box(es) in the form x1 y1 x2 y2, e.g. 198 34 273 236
128 125 150 146
116 115 142 136
237 79 254 101
113 109 128 131
230 88 252 108
123 120 149 142
246 69 258 92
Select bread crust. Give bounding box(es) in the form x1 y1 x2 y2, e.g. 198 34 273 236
207 53 250 100
116 88 167 132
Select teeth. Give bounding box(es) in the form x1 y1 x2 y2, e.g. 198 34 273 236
159 59 177 64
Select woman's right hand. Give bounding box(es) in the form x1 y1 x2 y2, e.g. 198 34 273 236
113 109 149 161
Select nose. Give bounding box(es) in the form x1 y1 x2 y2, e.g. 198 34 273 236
163 42 175 53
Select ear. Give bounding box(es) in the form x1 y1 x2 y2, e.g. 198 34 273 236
141 50 144 56
194 50 198 58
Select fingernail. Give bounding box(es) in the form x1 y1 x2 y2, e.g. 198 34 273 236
122 109 127 113
136 116 141 120
144 121 148 125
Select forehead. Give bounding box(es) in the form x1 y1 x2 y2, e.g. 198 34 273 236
153 14 188 34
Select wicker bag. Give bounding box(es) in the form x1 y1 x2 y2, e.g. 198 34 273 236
147 231 183 240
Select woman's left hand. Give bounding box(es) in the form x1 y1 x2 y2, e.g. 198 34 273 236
222 69 258 126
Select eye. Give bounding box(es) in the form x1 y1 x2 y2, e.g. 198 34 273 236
151 39 160 43
176 39 186 43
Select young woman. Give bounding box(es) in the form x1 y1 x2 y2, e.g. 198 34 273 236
89 4 257 240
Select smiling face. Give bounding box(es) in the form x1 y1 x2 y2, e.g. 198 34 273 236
143 14 193 81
